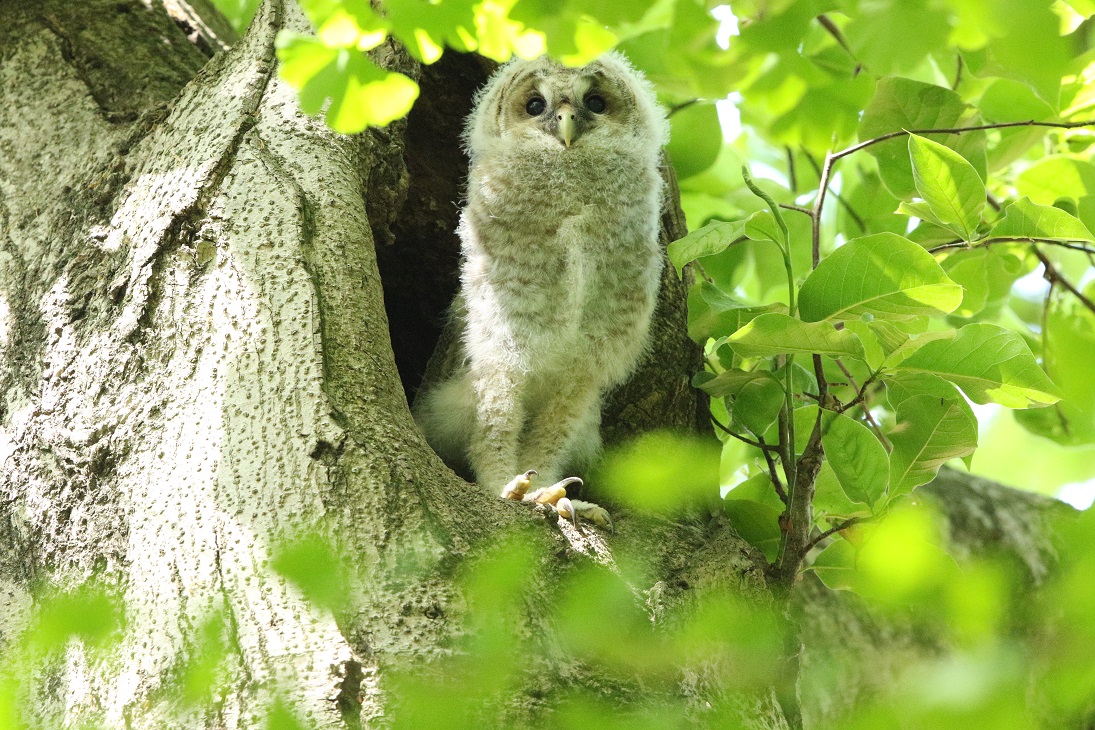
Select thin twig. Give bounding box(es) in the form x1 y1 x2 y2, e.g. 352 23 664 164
668 98 701 116
834 366 890 450
1033 246 1095 317
758 436 788 504
694 260 715 283
779 203 813 216
804 151 866 233
952 54 963 91
833 119 1095 162
804 516 868 554
786 146 798 193
811 153 833 268
816 14 852 54
837 371 878 414
928 237 1095 256
710 414 773 451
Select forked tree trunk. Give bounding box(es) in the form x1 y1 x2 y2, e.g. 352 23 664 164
0 1 1064 728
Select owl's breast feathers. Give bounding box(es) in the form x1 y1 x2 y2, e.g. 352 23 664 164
461 142 663 379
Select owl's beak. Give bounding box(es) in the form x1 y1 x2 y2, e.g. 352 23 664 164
555 103 578 147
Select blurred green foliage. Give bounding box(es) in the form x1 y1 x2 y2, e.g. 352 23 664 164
8 0 1094 726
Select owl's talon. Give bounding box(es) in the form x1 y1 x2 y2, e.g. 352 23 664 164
501 469 537 500
555 497 578 528
525 476 583 506
571 499 613 533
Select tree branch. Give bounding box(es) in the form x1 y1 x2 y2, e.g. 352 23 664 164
804 516 868 554
833 119 1095 162
1033 246 1095 317
929 237 1095 256
710 413 774 452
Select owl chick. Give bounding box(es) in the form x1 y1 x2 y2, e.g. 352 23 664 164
413 52 669 524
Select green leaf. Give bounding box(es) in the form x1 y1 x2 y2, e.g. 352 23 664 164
896 200 954 233
724 313 867 360
276 36 419 131
686 282 786 341
962 0 1070 106
908 134 986 241
810 538 858 591
884 372 978 464
858 77 986 200
880 329 959 369
887 394 978 499
1015 157 1095 205
842 0 949 76
668 220 747 278
744 209 786 247
990 197 1095 241
813 463 870 522
693 368 779 398
667 101 723 179
725 472 785 513
723 499 782 562
387 0 477 61
271 533 349 611
733 377 786 436
978 79 1056 170
895 323 1063 407
798 233 963 322
940 248 1026 319
820 411 889 507
1014 287 1095 445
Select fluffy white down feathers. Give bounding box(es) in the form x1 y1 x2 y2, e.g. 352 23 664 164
414 52 669 513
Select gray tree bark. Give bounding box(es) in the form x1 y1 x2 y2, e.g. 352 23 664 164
0 1 1065 728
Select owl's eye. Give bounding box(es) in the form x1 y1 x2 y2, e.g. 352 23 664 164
526 97 546 116
585 94 607 114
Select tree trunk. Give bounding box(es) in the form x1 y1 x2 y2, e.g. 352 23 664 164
0 1 1065 728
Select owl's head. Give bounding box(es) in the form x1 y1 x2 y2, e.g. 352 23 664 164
464 52 669 163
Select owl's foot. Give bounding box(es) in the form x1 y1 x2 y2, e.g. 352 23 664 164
500 470 538 500
499 473 611 530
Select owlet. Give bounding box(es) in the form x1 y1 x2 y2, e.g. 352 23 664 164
413 52 669 524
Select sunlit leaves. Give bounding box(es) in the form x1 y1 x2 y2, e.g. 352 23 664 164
843 0 950 76
938 248 1026 319
1015 157 1095 204
896 323 1063 407
297 0 388 51
978 79 1056 170
958 0 1070 106
798 233 963 322
276 35 419 132
386 0 478 61
991 197 1095 241
907 134 986 241
886 370 978 465
667 220 746 277
667 101 723 179
859 77 986 200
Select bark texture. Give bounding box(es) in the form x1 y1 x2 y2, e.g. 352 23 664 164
0 1 1068 728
